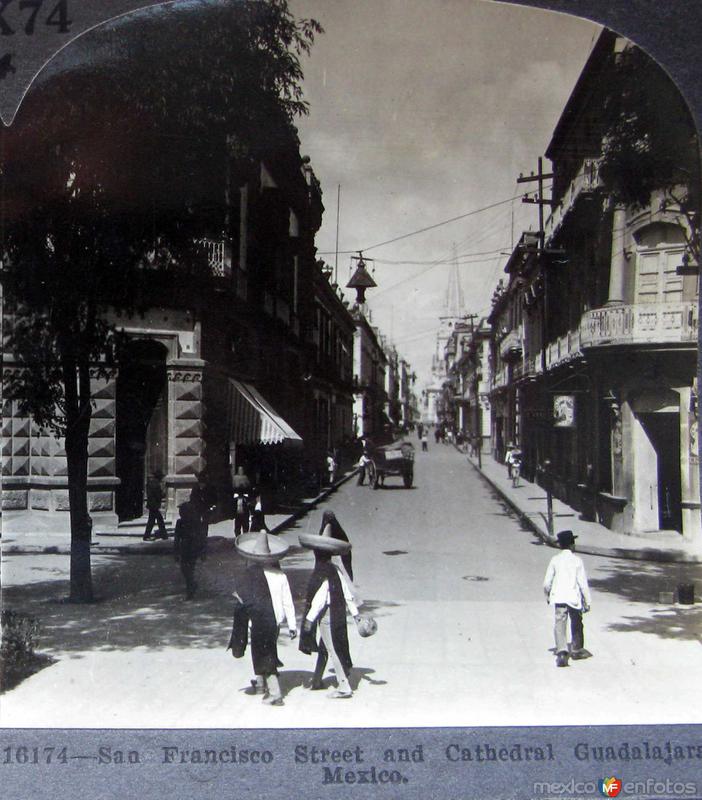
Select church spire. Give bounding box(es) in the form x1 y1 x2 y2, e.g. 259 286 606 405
444 243 464 318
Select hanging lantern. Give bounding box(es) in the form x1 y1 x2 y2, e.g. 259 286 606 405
346 254 377 304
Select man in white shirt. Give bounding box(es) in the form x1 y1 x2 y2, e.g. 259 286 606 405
543 530 592 667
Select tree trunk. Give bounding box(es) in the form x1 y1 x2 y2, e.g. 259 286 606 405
62 346 94 603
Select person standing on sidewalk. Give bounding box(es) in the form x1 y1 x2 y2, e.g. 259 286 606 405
232 466 252 537
543 530 592 667
299 522 362 698
248 493 270 533
143 469 168 541
174 495 208 600
228 532 297 706
326 451 338 486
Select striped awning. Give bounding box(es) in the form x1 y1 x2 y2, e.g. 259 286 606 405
227 379 303 447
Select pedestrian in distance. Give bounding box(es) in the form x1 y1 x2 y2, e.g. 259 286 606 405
174 493 208 600
356 452 371 486
249 493 269 533
326 451 337 486
227 531 297 706
543 530 592 667
232 465 252 494
504 443 520 482
143 469 168 541
421 430 429 452
299 522 362 698
231 467 252 537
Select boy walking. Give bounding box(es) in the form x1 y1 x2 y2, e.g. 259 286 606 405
228 531 297 706
543 530 592 667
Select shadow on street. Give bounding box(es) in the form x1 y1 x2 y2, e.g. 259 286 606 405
589 559 702 641
1 546 404 663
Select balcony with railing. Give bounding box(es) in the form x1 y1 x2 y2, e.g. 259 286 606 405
545 158 601 240
580 302 698 348
545 328 583 369
499 329 523 361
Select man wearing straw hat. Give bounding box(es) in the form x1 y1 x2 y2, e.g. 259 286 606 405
299 520 362 699
227 531 297 706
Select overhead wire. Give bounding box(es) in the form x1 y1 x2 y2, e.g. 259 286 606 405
316 192 530 257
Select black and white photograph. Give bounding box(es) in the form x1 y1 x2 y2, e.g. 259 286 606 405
1 0 701 752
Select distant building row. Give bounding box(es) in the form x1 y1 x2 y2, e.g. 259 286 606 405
439 31 700 543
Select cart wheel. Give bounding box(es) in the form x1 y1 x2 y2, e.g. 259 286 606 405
367 461 377 489
403 468 413 489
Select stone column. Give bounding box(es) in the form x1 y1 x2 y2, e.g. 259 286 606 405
86 373 119 526
606 204 628 306
167 360 206 516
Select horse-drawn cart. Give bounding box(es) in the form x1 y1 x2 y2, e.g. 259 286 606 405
366 440 414 489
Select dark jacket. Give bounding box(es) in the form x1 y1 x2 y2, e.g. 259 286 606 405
145 477 163 511
227 565 281 676
174 501 207 561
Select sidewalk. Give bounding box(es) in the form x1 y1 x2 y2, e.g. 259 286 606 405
465 449 702 564
1 468 359 556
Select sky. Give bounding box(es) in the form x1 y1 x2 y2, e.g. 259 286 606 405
289 0 600 386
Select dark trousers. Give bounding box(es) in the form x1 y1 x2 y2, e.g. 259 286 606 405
234 512 249 536
357 466 366 486
180 558 197 598
554 603 584 653
144 509 167 539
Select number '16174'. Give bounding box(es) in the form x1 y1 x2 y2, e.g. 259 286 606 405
3 746 69 764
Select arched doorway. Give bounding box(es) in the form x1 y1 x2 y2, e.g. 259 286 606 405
115 339 169 521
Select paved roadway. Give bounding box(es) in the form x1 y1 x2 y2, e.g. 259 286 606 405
2 444 701 727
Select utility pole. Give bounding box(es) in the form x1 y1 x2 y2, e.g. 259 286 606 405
517 157 556 537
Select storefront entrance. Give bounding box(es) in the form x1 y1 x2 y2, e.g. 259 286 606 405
638 411 682 532
115 339 168 520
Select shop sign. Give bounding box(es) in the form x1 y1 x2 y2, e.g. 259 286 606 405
553 394 576 428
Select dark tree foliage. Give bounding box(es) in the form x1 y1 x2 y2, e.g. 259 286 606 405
599 44 701 259
1 0 322 602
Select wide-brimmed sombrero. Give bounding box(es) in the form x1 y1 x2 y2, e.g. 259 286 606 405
299 523 352 555
235 531 289 563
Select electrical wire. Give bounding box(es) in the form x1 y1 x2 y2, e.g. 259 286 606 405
316 193 527 256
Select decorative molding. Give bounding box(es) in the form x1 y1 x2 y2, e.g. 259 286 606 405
167 370 203 383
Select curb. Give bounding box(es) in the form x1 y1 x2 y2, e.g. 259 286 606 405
3 469 360 557
466 459 702 565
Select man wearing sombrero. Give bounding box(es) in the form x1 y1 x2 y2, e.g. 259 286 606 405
543 530 592 667
227 531 297 706
299 520 362 698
